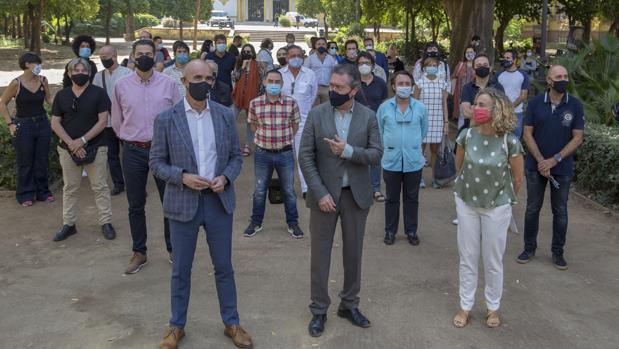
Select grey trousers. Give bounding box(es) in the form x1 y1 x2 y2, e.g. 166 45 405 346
309 189 369 315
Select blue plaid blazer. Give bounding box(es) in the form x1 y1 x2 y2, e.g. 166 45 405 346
149 100 242 222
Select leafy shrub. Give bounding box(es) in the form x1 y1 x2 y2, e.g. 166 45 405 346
0 116 61 191
346 23 365 37
162 17 176 28
279 17 291 27
574 124 619 207
555 34 619 126
134 13 160 29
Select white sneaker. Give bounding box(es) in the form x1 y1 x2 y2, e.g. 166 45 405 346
420 178 426 188
452 218 458 225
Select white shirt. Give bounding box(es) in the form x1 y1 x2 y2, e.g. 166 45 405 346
163 64 186 98
304 52 336 86
279 65 318 118
497 70 527 113
412 60 452 94
92 65 133 127
184 98 217 180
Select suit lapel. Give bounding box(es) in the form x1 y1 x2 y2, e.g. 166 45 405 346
172 102 197 167
346 103 365 145
321 104 338 140
210 103 225 171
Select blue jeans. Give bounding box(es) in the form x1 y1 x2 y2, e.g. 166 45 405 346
169 192 239 328
513 112 524 139
251 147 298 226
122 144 171 254
523 170 572 255
12 116 52 203
371 164 382 193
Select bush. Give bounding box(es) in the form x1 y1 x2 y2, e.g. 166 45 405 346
574 124 619 208
279 17 291 27
161 17 176 28
0 116 61 191
134 13 160 29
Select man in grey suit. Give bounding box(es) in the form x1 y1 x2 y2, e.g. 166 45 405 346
299 64 383 337
150 60 253 349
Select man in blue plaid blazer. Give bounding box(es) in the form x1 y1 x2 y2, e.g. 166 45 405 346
149 60 252 349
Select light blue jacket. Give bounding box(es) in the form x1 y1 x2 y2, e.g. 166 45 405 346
376 96 428 173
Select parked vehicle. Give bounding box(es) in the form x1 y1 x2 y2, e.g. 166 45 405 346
209 10 234 28
284 12 318 28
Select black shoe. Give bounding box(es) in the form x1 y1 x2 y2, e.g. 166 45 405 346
384 231 395 245
287 224 304 239
517 250 535 264
407 233 420 246
110 187 125 196
243 222 263 237
53 225 76 242
337 307 371 328
552 254 568 270
302 192 307 200
101 223 116 240
308 314 327 337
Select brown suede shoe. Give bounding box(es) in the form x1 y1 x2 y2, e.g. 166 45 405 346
124 252 148 274
159 326 185 349
224 324 253 348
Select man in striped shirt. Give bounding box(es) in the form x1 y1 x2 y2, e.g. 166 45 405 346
244 69 304 239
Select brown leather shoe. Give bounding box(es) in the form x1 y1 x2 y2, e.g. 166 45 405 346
224 324 253 348
124 252 148 274
159 326 185 349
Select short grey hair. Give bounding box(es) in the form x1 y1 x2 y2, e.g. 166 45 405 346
67 57 91 75
205 59 218 74
331 64 361 89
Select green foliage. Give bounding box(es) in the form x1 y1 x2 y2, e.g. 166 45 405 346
574 123 619 207
346 23 365 37
0 117 61 191
555 34 619 125
279 17 291 27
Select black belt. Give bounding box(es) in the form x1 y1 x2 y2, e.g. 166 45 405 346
341 186 351 190
200 188 214 195
15 114 47 122
257 145 293 153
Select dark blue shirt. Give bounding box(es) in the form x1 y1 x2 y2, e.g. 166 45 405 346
524 92 585 176
205 51 237 90
355 75 388 112
459 80 504 128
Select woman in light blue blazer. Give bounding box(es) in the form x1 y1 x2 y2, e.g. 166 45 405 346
377 70 428 246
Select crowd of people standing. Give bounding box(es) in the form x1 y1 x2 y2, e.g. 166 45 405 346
0 30 585 349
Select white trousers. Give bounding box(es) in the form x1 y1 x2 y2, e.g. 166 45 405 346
293 113 308 193
455 196 511 312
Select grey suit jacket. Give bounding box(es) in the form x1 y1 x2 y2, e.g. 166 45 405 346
299 101 383 211
149 100 242 222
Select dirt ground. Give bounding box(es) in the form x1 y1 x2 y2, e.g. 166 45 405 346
0 115 618 349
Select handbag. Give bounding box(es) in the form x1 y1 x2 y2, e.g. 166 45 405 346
69 143 98 166
434 136 457 186
268 177 284 204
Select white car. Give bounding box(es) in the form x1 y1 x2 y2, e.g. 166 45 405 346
209 10 233 28
284 12 318 28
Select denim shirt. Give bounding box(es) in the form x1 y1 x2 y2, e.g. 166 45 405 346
377 96 428 172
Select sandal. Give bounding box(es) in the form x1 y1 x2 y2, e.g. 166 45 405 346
21 200 34 207
373 192 386 202
453 309 469 328
46 195 56 203
242 145 251 157
486 310 501 328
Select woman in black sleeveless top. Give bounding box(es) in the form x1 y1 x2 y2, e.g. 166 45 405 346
0 52 55 206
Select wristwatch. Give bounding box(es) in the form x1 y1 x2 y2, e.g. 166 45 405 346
81 136 88 145
553 153 562 162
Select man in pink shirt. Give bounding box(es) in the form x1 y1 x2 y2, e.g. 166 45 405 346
112 39 181 274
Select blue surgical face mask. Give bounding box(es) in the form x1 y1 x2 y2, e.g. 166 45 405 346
266 83 282 95
329 48 337 56
32 64 42 76
425 66 438 76
288 57 303 68
395 86 412 99
176 53 189 64
79 47 91 58
216 43 227 53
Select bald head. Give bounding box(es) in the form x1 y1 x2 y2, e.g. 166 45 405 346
99 45 118 69
99 45 117 57
182 59 215 101
547 64 568 80
183 59 212 80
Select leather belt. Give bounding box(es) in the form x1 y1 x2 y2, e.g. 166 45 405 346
341 186 351 190
124 140 152 149
257 145 293 153
200 188 214 195
15 114 47 122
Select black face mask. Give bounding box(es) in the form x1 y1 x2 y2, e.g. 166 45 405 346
187 81 211 101
101 58 114 69
71 73 90 87
277 57 287 66
329 90 351 107
241 53 253 60
551 79 569 94
475 66 490 78
135 55 155 72
426 51 440 58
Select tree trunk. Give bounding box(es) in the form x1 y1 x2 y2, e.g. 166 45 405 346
323 14 329 38
582 18 591 43
104 0 113 45
11 15 16 39
193 0 201 51
495 18 509 55
610 20 619 37
444 0 495 70
24 6 31 49
404 3 409 58
179 19 183 41
124 1 135 41
31 0 45 55
64 16 73 46
55 15 61 45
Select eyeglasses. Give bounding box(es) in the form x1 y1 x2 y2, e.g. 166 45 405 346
72 97 79 112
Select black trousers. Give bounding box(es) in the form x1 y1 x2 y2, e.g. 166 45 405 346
12 116 52 203
105 127 124 190
383 169 422 235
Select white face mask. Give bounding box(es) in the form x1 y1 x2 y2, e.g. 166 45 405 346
358 64 372 75
32 64 42 76
365 45 373 51
395 86 412 99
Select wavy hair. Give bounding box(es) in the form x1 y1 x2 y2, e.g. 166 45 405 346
474 88 517 135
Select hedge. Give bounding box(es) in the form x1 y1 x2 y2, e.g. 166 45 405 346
574 124 619 208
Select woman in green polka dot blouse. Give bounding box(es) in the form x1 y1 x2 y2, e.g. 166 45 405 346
452 88 524 329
